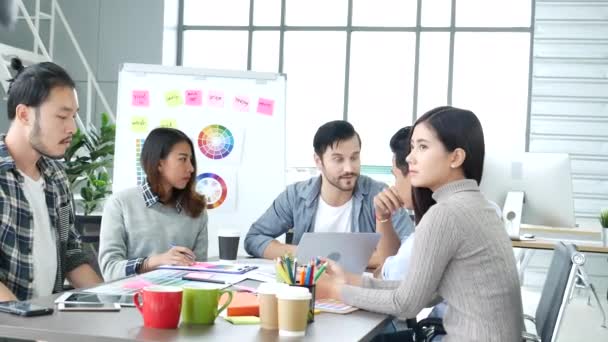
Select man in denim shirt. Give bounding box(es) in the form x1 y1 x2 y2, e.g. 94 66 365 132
245 120 414 268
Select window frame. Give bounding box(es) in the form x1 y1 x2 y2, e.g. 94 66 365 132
175 0 536 165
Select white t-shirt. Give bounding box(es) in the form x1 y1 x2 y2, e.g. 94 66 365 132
19 171 57 298
312 197 353 233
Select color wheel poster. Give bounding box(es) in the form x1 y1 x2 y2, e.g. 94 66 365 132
195 122 244 165
195 168 237 212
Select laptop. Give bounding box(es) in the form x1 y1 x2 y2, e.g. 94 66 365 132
296 232 381 274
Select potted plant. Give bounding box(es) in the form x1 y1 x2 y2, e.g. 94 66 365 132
64 112 115 235
600 209 608 247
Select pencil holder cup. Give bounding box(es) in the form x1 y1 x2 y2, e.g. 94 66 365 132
292 284 315 323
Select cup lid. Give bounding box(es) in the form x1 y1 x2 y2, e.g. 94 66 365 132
276 286 311 300
218 230 241 237
257 282 289 295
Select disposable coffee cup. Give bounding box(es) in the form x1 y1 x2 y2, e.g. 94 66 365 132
277 286 312 337
257 282 289 330
293 284 316 322
218 230 240 262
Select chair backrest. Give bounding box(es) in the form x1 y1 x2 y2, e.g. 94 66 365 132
534 242 578 342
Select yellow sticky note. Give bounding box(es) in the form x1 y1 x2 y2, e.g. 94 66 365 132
130 116 148 133
223 316 260 325
165 90 183 107
160 118 177 128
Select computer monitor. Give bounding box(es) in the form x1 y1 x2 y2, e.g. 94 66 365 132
479 152 576 236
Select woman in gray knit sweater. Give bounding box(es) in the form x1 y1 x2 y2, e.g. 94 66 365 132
99 128 208 281
320 107 523 341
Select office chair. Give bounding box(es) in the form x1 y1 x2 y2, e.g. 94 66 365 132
522 242 579 342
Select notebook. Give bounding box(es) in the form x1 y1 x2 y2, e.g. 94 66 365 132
315 299 358 314
159 262 258 274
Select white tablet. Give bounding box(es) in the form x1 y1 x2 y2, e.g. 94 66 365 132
55 292 135 307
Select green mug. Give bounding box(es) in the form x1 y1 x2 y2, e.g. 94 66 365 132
181 287 233 325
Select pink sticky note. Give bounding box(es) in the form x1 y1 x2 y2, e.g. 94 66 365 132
257 98 274 116
122 278 153 289
132 90 149 107
233 96 250 112
208 91 225 108
185 90 202 106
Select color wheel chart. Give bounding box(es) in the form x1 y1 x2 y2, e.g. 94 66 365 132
198 124 234 159
196 173 228 209
135 138 145 185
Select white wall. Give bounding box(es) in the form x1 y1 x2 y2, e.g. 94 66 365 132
0 0 165 131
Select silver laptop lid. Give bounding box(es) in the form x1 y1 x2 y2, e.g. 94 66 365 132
295 232 381 274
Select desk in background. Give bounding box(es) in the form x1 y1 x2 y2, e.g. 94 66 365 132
512 239 608 254
511 228 608 329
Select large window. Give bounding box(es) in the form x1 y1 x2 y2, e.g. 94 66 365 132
178 0 533 167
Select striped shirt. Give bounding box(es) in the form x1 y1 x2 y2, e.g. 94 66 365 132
0 135 89 300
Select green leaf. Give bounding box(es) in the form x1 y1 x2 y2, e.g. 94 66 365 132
101 112 109 127
81 187 93 201
67 113 116 216
98 172 109 182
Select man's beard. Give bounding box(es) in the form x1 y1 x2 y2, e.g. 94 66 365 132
325 173 359 192
29 123 65 160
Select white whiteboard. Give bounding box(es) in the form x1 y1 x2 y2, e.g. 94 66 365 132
113 63 286 257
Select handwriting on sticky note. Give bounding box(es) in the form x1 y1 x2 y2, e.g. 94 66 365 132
131 116 148 133
132 90 149 107
160 118 177 128
185 90 202 106
208 91 225 108
233 96 250 112
257 98 274 116
165 90 183 107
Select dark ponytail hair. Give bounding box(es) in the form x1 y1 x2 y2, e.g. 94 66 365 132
410 106 485 221
6 57 75 120
10 57 24 74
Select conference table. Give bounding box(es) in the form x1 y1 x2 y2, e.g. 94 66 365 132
0 259 391 342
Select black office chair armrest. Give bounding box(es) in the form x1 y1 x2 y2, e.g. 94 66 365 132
415 317 446 342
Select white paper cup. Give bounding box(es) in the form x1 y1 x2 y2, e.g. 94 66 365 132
276 287 312 336
258 283 289 330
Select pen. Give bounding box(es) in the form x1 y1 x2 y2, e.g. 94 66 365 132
182 275 225 284
169 243 195 260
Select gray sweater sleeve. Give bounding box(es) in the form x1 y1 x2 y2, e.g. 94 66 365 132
192 212 208 261
98 194 130 281
341 203 459 318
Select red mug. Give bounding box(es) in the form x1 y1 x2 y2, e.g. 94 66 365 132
134 285 183 329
